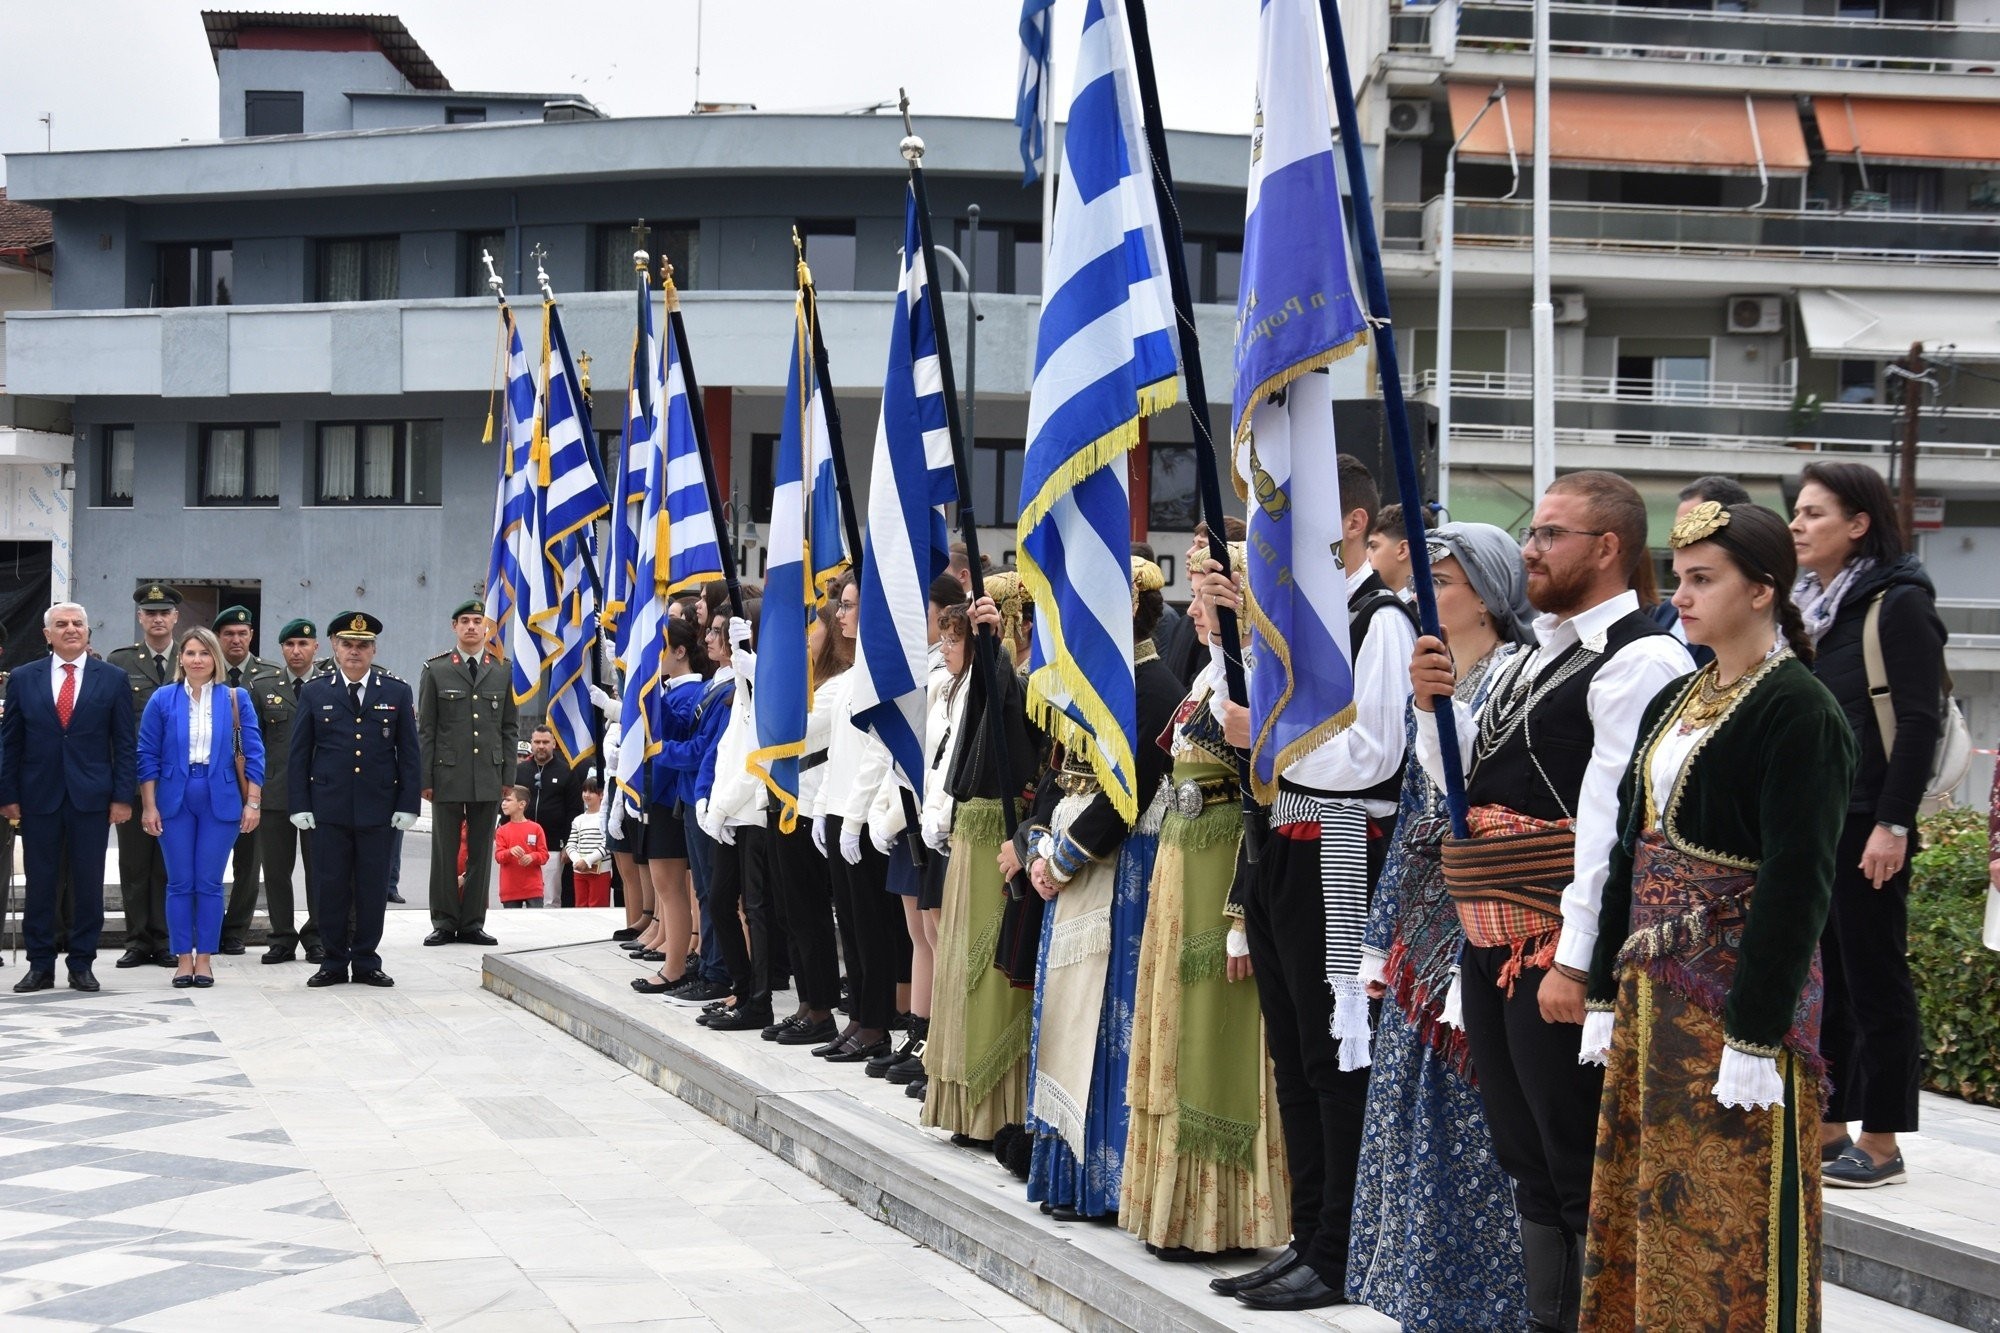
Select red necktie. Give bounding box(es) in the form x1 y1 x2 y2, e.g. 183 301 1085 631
56 663 76 729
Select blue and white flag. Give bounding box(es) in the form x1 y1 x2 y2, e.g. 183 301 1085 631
603 268 658 652
747 289 824 832
481 304 550 706
659 314 725 597
1016 0 1179 824
851 191 958 795
1232 0 1372 802
802 313 848 601
539 302 609 767
1017 0 1059 185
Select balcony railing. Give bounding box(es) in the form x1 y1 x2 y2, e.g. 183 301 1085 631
1391 0 2000 73
1387 197 2000 266
1409 368 2000 421
1446 420 2000 460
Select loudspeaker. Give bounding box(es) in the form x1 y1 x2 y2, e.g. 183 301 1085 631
1332 397 1439 510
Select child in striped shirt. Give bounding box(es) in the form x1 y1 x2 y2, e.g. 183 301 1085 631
567 778 611 908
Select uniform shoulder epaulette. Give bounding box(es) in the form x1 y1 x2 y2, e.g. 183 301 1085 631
425 650 456 663
376 668 404 682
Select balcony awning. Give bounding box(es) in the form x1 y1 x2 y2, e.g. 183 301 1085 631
1813 97 2000 170
1446 84 1810 175
1798 289 2000 362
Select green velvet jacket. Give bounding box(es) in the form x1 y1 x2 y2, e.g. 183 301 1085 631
1587 654 1857 1055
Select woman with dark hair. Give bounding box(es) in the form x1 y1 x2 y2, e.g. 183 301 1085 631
1581 502 1855 1330
630 617 708 996
1789 459 1945 1188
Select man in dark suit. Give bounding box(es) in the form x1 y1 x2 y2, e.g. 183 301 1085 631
419 599 517 946
105 583 181 967
255 618 330 964
289 611 420 989
0 602 137 992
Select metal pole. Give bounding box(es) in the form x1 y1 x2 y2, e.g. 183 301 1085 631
1530 0 1556 501
1439 85 1507 514
964 207 981 459
1896 341 1923 547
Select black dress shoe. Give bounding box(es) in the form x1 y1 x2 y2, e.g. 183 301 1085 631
1150 1244 1249 1264
822 1035 890 1064
1234 1263 1345 1311
423 929 455 947
353 969 395 987
763 1014 803 1041
456 929 497 946
306 968 349 988
115 949 152 969
705 1005 774 1032
619 940 648 952
153 951 179 968
172 975 195 989
262 947 298 965
635 949 666 963
219 939 246 956
305 945 325 964
1210 1248 1302 1295
387 891 407 904
190 974 214 989
904 1074 927 1099
777 1016 839 1047
611 927 642 942
632 975 682 995
67 968 100 992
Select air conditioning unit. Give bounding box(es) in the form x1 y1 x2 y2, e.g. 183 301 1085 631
1727 294 1783 335
1387 99 1434 139
1552 291 1588 325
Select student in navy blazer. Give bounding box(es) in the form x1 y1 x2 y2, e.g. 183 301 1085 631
0 602 138 992
138 627 265 987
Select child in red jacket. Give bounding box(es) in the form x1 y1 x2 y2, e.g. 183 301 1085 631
494 785 549 908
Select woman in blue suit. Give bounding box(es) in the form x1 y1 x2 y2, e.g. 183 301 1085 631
138 626 265 987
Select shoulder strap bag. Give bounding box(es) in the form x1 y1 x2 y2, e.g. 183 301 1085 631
1863 592 1971 807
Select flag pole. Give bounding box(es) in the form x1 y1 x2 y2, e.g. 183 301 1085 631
662 262 746 621
1121 0 1268 861
900 90 1033 901
801 271 867 582
1315 0 1470 834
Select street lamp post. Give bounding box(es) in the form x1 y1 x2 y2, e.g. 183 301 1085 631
1438 83 1516 513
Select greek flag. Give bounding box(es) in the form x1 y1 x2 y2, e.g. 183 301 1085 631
747 291 826 831
539 302 608 766
603 267 658 651
802 312 848 599
481 304 550 705
1233 0 1372 801
1017 0 1179 824
851 191 958 795
1017 0 1058 185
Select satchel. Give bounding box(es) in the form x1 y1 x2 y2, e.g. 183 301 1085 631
1862 592 1971 808
226 687 250 803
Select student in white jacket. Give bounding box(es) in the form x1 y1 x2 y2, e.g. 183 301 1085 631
694 600 777 1032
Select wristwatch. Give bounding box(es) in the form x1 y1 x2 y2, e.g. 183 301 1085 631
1878 821 1908 838
247 800 262 811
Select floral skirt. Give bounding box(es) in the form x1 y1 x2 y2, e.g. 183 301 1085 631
1582 972 1822 1333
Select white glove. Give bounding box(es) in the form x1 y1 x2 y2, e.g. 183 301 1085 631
870 824 897 856
729 616 754 651
1714 1046 1785 1110
606 797 627 841
290 812 316 831
1579 1009 1615 1066
588 684 622 720
921 808 952 853
812 815 829 857
840 826 863 865
603 732 621 769
390 811 418 833
711 818 737 846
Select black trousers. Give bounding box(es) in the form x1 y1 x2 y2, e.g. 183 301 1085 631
769 816 839 1009
1459 944 1604 1238
1820 811 1923 1134
21 798 107 972
258 816 319 951
429 800 499 933
311 823 393 974
707 826 757 1001
1242 817 1387 1289
825 815 910 1029
222 828 261 943
113 818 168 956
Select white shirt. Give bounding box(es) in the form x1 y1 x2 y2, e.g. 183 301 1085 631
1415 589 1692 972
185 683 214 765
50 653 88 705
336 670 369 709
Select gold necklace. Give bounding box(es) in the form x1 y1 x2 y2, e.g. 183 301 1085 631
1677 662 1750 732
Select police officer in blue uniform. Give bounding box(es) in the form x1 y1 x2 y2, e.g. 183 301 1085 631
289 611 420 988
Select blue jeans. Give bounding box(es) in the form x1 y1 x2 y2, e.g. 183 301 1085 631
157 768 236 956
682 806 728 984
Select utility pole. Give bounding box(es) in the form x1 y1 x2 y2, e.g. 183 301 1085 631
1896 340 1923 546
1529 0 1555 502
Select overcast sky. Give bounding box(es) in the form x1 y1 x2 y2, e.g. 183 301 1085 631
0 1 1257 184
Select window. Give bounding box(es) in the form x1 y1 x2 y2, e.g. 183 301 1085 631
446 105 487 124
200 425 281 505
244 90 303 137
1181 234 1246 304
313 420 442 505
797 222 857 292
970 439 1025 527
463 230 506 298
594 223 698 293
1149 443 1201 532
749 433 778 524
316 237 399 302
942 221 1043 295
950 220 1002 294
99 426 135 507
158 244 233 308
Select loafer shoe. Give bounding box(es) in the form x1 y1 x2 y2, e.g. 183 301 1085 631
1824 1145 1906 1189
153 951 180 967
67 968 101 992
423 929 455 947
11 970 54 993
762 1014 803 1041
777 1016 840 1047
353 969 396 988
386 891 407 904
1235 1263 1346 1311
219 939 246 956
822 1036 890 1064
114 949 153 969
305 945 326 964
261 947 298 965
1820 1133 1853 1164
705 1005 775 1032
1210 1248 1302 1296
456 929 497 947
306 968 349 988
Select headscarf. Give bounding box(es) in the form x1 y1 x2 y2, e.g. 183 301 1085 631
1425 521 1536 644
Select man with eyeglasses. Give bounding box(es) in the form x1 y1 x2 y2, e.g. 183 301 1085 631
1409 470 1689 1332
105 584 184 967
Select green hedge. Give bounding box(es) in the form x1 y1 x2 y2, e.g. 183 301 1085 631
1910 806 2000 1108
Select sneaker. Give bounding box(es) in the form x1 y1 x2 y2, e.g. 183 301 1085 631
1823 1145 1907 1189
665 979 730 1008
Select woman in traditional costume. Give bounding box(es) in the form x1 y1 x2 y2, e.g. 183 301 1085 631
1119 539 1289 1260
1580 502 1856 1332
1347 522 1532 1329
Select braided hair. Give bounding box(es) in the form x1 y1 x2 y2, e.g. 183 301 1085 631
1687 503 1815 666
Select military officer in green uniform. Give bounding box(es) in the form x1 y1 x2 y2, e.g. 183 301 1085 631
418 599 517 947
105 583 181 967
256 618 332 964
214 605 283 953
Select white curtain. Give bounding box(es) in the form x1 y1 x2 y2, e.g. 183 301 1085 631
251 426 280 500
319 425 356 501
360 424 396 500
206 428 245 499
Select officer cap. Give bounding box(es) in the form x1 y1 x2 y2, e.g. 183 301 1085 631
450 598 485 621
213 605 254 631
331 610 382 641
278 618 317 642
133 584 183 609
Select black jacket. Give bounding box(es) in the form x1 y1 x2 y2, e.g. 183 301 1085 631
1806 555 1946 829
